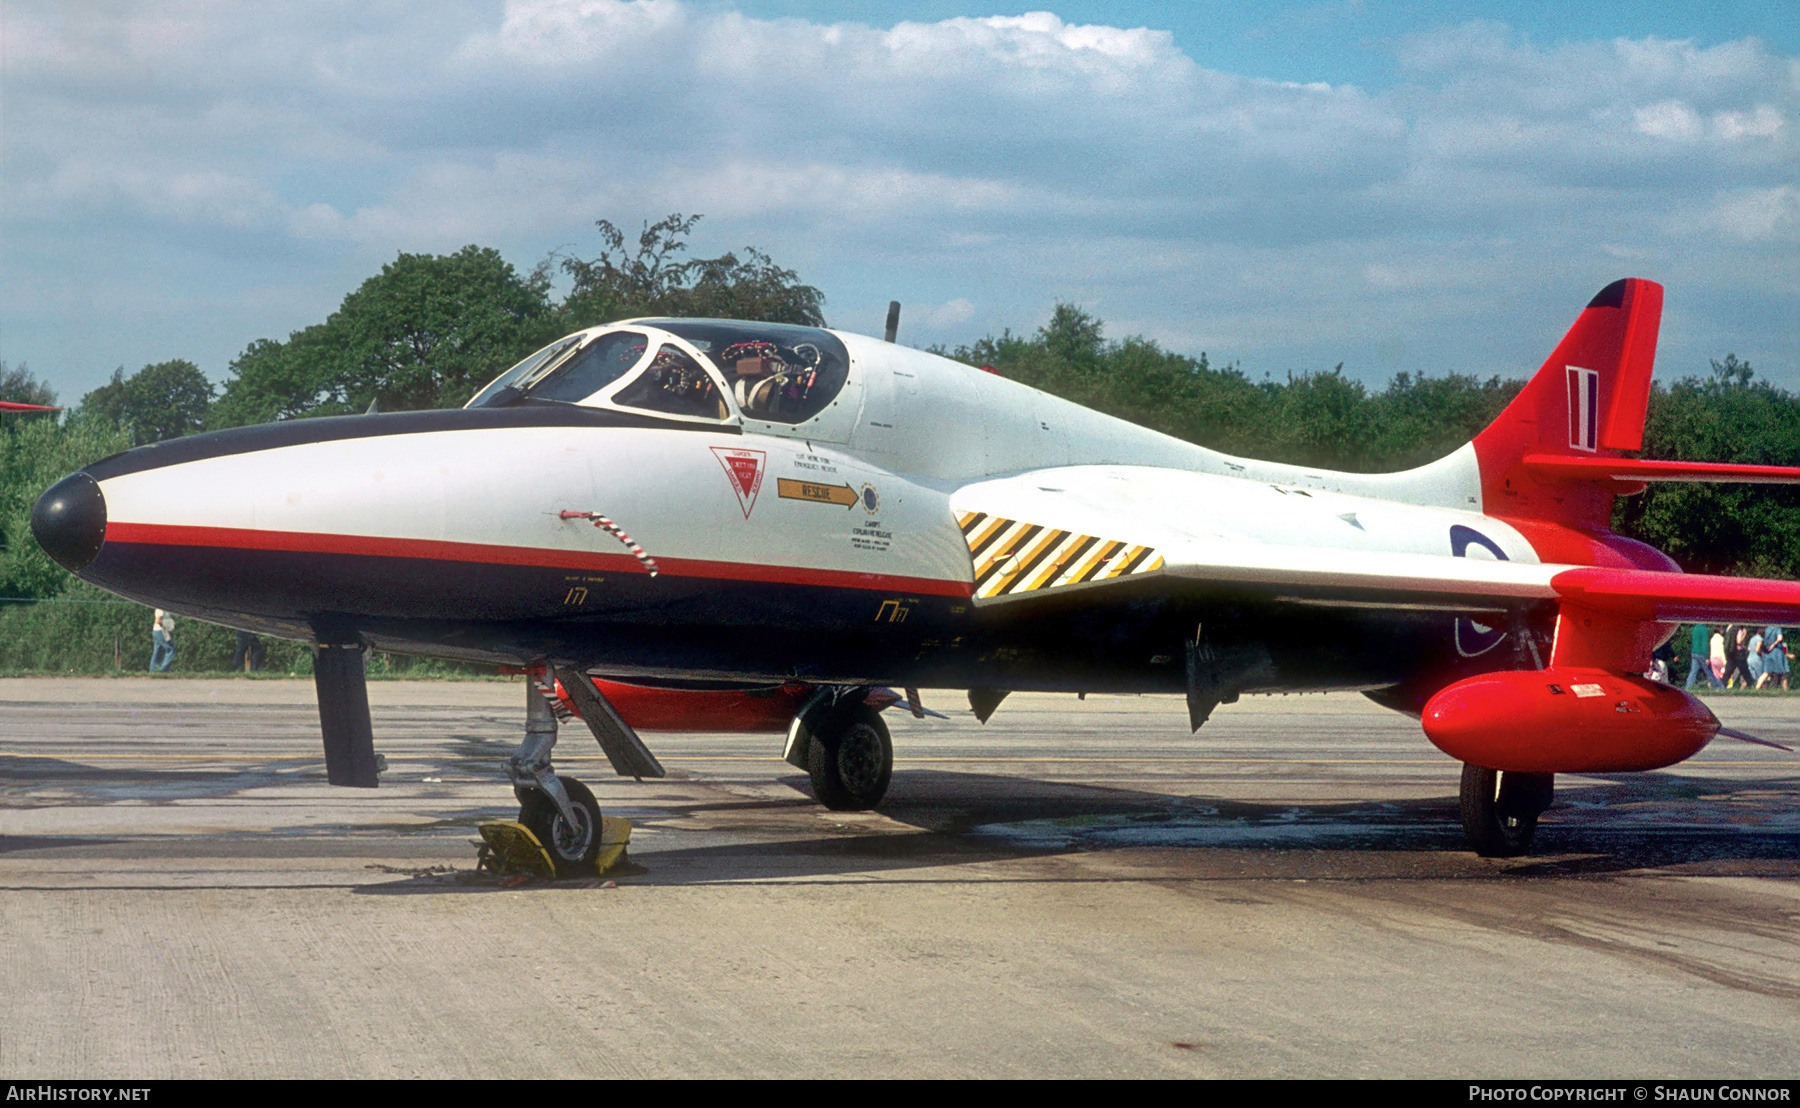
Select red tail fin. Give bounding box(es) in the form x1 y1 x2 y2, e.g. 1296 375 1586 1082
1473 278 1663 528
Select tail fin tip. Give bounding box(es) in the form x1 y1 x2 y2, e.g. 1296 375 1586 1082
1470 277 1665 527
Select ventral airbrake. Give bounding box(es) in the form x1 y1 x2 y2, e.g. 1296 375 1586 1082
32 280 1800 872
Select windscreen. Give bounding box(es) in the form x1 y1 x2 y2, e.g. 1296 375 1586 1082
464 334 583 408
611 344 729 420
465 330 648 408
519 330 650 403
640 320 849 425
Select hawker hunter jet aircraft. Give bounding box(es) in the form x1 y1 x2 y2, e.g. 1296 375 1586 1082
31 279 1800 872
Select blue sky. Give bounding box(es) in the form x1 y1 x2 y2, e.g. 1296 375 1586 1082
2 1 1795 405
726 1 1800 89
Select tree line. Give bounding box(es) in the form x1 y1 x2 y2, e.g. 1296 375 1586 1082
0 213 1793 669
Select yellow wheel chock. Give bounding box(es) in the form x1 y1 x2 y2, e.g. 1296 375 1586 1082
476 816 632 880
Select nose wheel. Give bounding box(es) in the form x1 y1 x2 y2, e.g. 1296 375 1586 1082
1460 764 1554 857
503 665 607 878
519 775 603 877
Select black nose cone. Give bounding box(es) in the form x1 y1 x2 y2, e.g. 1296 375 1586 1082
32 472 107 573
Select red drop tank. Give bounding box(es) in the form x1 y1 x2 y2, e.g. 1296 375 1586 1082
1422 668 1717 773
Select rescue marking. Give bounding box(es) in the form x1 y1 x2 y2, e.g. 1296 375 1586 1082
875 599 913 622
778 478 861 508
710 447 767 518
559 511 660 577
955 510 1164 600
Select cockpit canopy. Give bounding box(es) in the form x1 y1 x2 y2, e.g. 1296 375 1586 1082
465 319 850 427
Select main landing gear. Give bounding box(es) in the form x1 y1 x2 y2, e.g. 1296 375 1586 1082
785 689 894 811
1459 764 1554 857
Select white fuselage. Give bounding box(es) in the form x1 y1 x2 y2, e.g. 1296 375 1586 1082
97 331 1538 607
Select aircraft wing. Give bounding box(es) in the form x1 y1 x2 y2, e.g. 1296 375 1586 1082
953 466 1800 624
952 466 1562 612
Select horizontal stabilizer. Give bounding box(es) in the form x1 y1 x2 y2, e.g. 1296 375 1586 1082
1550 566 1800 624
1523 454 1800 487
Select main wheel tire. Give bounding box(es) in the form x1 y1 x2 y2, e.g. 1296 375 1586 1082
1460 764 1552 857
519 776 603 878
807 706 892 811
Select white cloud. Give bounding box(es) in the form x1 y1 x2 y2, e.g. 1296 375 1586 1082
1696 186 1800 242
1635 100 1706 142
458 0 688 66
913 298 976 329
1 2 1796 396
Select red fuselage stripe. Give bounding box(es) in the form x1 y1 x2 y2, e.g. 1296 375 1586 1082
103 522 974 598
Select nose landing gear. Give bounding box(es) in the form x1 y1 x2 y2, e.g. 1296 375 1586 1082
504 668 603 877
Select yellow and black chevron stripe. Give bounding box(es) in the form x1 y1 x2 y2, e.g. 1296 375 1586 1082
956 510 1164 600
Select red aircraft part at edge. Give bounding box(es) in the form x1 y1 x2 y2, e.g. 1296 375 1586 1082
591 680 810 733
1422 668 1717 774
1521 454 1800 487
1551 566 1800 625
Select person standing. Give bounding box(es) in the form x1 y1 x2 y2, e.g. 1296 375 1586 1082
1748 629 1766 688
150 609 175 672
1761 625 1789 691
1723 625 1755 689
232 630 265 673
1710 628 1727 686
1685 624 1717 689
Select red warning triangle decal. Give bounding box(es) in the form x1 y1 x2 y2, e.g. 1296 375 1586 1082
710 447 767 518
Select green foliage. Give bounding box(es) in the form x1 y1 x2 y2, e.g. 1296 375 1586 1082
0 582 495 675
0 582 309 673
560 214 826 329
1615 356 1800 576
0 361 58 407
80 360 214 445
212 245 559 425
209 219 826 425
0 415 132 599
